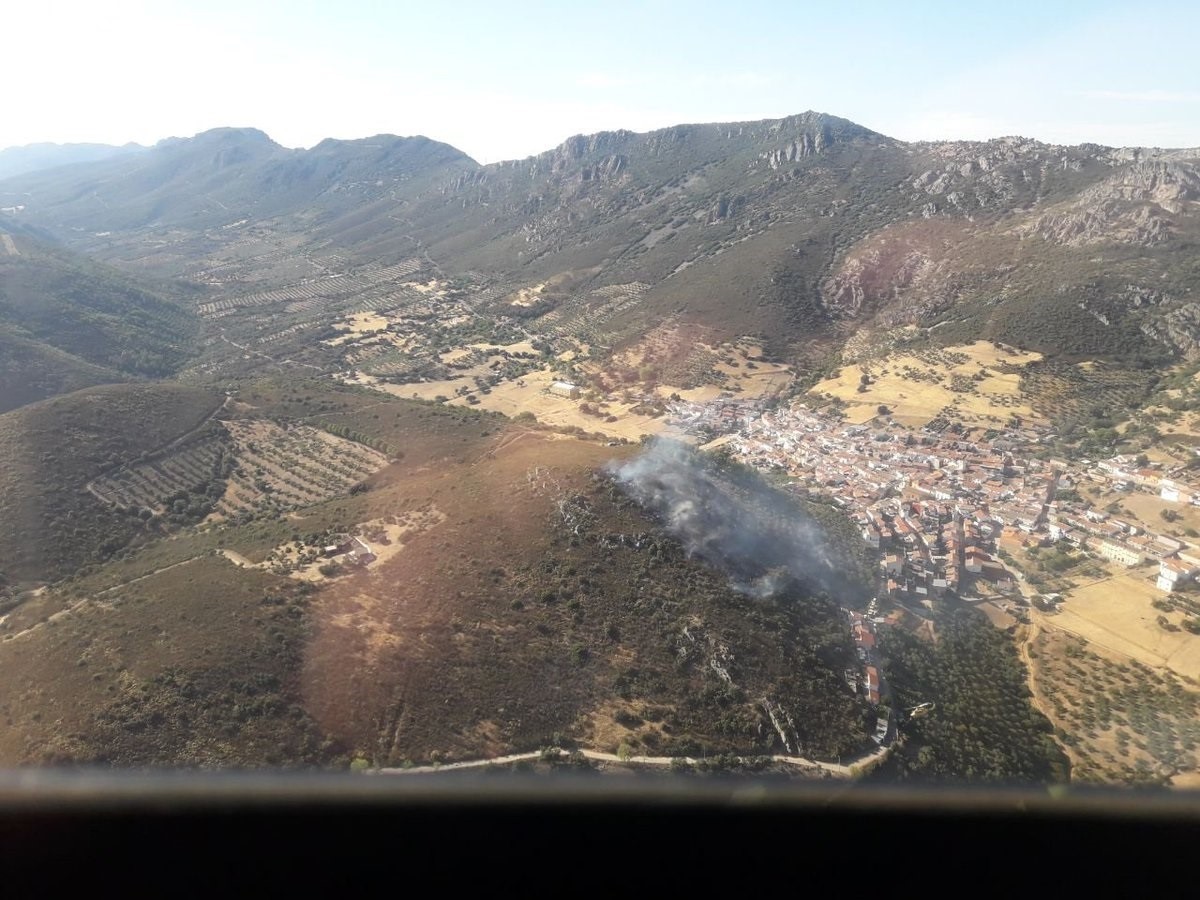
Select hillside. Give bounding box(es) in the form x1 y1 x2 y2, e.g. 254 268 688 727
0 384 875 768
0 326 123 414
4 114 1195 383
2 112 1198 776
0 141 143 180
0 128 476 236
0 382 222 584
0 226 200 409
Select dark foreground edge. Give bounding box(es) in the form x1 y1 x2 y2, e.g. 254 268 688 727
2 772 1197 891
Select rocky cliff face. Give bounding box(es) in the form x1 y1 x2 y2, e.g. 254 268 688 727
1141 301 1200 359
1019 158 1200 246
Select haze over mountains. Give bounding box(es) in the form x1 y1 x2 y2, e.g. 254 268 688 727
4 112 1197 376
0 110 1195 778
0 141 145 181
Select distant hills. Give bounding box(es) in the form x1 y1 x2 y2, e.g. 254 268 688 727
0 222 199 412
2 113 1197 368
0 140 144 181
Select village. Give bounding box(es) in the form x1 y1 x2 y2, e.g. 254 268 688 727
666 396 1200 678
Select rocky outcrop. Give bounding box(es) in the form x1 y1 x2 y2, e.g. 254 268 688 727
1019 159 1199 246
1142 302 1200 358
903 137 1111 213
761 129 832 168
1090 160 1200 212
819 220 981 322
1022 201 1170 246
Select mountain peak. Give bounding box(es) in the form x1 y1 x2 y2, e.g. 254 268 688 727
155 127 281 153
309 133 476 164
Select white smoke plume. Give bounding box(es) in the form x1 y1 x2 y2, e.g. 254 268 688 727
609 438 853 599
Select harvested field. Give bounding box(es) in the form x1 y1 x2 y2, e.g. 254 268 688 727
1050 570 1200 679
351 367 682 441
1095 488 1200 536
811 341 1041 427
350 331 787 442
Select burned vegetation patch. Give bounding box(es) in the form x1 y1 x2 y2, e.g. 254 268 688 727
302 435 874 767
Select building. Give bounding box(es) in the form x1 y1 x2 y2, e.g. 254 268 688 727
1157 557 1197 592
863 666 881 705
862 525 880 549
346 537 377 566
1095 539 1142 568
549 381 581 399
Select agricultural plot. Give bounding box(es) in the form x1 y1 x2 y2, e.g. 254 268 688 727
1028 629 1200 785
810 341 1042 427
210 420 390 521
541 282 649 344
197 258 425 317
90 434 232 515
1022 360 1156 427
1050 568 1200 680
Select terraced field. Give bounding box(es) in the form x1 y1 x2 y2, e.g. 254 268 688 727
212 420 390 519
89 417 391 523
91 434 231 513
542 282 649 343
1022 360 1157 427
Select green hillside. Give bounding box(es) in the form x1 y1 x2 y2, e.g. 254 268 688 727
0 233 199 378
0 411 875 768
0 383 221 584
0 326 123 413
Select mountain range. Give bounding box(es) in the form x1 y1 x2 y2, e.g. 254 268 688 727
3 113 1197 376
0 141 144 181
0 111 1195 776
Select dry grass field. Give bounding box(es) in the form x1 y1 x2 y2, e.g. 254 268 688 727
235 509 449 582
1091 487 1200 536
810 341 1042 426
1046 569 1200 680
349 332 790 441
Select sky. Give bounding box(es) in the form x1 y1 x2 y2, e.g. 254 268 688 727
5 0 1199 162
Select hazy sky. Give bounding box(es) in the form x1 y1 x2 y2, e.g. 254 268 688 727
6 0 1199 162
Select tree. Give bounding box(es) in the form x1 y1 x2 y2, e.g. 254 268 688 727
877 405 890 416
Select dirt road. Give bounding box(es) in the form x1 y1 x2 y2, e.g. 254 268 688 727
376 743 890 777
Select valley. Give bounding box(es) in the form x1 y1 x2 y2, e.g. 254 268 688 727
0 111 1198 785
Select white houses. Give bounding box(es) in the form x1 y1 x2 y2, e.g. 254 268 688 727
1157 557 1198 592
